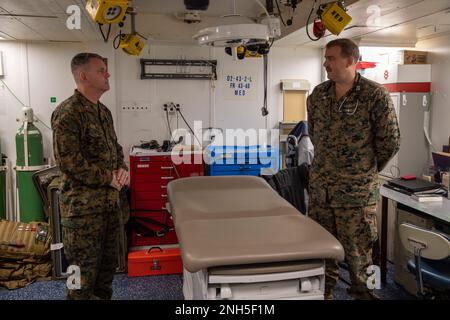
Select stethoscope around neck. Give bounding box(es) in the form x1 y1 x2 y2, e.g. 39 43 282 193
337 76 362 116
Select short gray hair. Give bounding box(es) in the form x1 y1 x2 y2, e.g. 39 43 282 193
71 52 104 73
326 39 360 63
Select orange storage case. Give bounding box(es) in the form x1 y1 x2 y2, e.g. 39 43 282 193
127 247 183 277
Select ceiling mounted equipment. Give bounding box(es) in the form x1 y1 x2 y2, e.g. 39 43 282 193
116 7 147 56
184 0 209 11
193 0 281 48
119 34 145 56
84 0 147 56
174 10 202 24
319 1 352 35
86 0 129 24
306 0 352 41
194 18 273 47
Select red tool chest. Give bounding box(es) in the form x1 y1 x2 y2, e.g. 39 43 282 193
130 211 178 246
128 246 183 277
129 152 203 247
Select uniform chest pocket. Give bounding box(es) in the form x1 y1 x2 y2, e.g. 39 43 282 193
339 104 371 139
85 127 105 143
83 127 109 157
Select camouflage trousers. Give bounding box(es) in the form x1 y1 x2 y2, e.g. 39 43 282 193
309 205 378 294
61 210 120 300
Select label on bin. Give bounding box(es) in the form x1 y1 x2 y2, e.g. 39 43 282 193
51 243 64 251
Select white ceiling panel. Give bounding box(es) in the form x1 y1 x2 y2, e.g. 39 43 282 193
0 0 359 42
0 0 449 46
276 0 450 47
0 15 47 40
133 0 263 16
0 0 103 41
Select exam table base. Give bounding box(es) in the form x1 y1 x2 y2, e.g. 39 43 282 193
183 265 325 300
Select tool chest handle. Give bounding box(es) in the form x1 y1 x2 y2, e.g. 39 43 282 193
147 247 163 254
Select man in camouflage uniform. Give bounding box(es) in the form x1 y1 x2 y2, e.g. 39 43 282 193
307 39 400 299
51 53 129 300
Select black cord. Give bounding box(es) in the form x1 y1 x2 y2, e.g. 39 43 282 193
166 107 175 144
306 0 322 42
133 140 160 150
107 24 111 40
166 109 172 140
113 29 122 49
98 24 105 41
98 23 112 42
275 0 287 27
261 54 269 117
177 109 202 146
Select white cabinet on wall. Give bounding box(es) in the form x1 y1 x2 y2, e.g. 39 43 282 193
367 64 432 178
380 93 400 178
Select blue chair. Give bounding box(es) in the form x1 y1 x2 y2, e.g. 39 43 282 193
399 223 450 298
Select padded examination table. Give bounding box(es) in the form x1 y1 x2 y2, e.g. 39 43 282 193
167 176 344 300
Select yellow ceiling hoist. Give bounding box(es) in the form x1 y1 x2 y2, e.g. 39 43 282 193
86 0 146 56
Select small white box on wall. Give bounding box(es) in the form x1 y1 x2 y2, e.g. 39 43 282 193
280 79 310 91
280 79 311 123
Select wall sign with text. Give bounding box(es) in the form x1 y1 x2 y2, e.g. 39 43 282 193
223 70 258 101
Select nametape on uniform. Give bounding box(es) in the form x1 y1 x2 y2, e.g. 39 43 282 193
50 243 64 251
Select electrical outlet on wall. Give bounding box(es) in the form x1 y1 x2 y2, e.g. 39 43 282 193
163 103 180 115
120 104 151 113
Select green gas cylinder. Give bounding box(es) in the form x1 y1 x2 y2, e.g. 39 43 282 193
15 107 46 223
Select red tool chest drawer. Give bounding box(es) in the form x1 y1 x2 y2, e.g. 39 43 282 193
134 199 167 211
128 247 183 277
130 153 204 212
134 174 175 183
174 163 204 177
130 212 178 246
133 181 169 192
134 190 168 201
134 167 174 176
131 228 178 246
133 155 172 162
